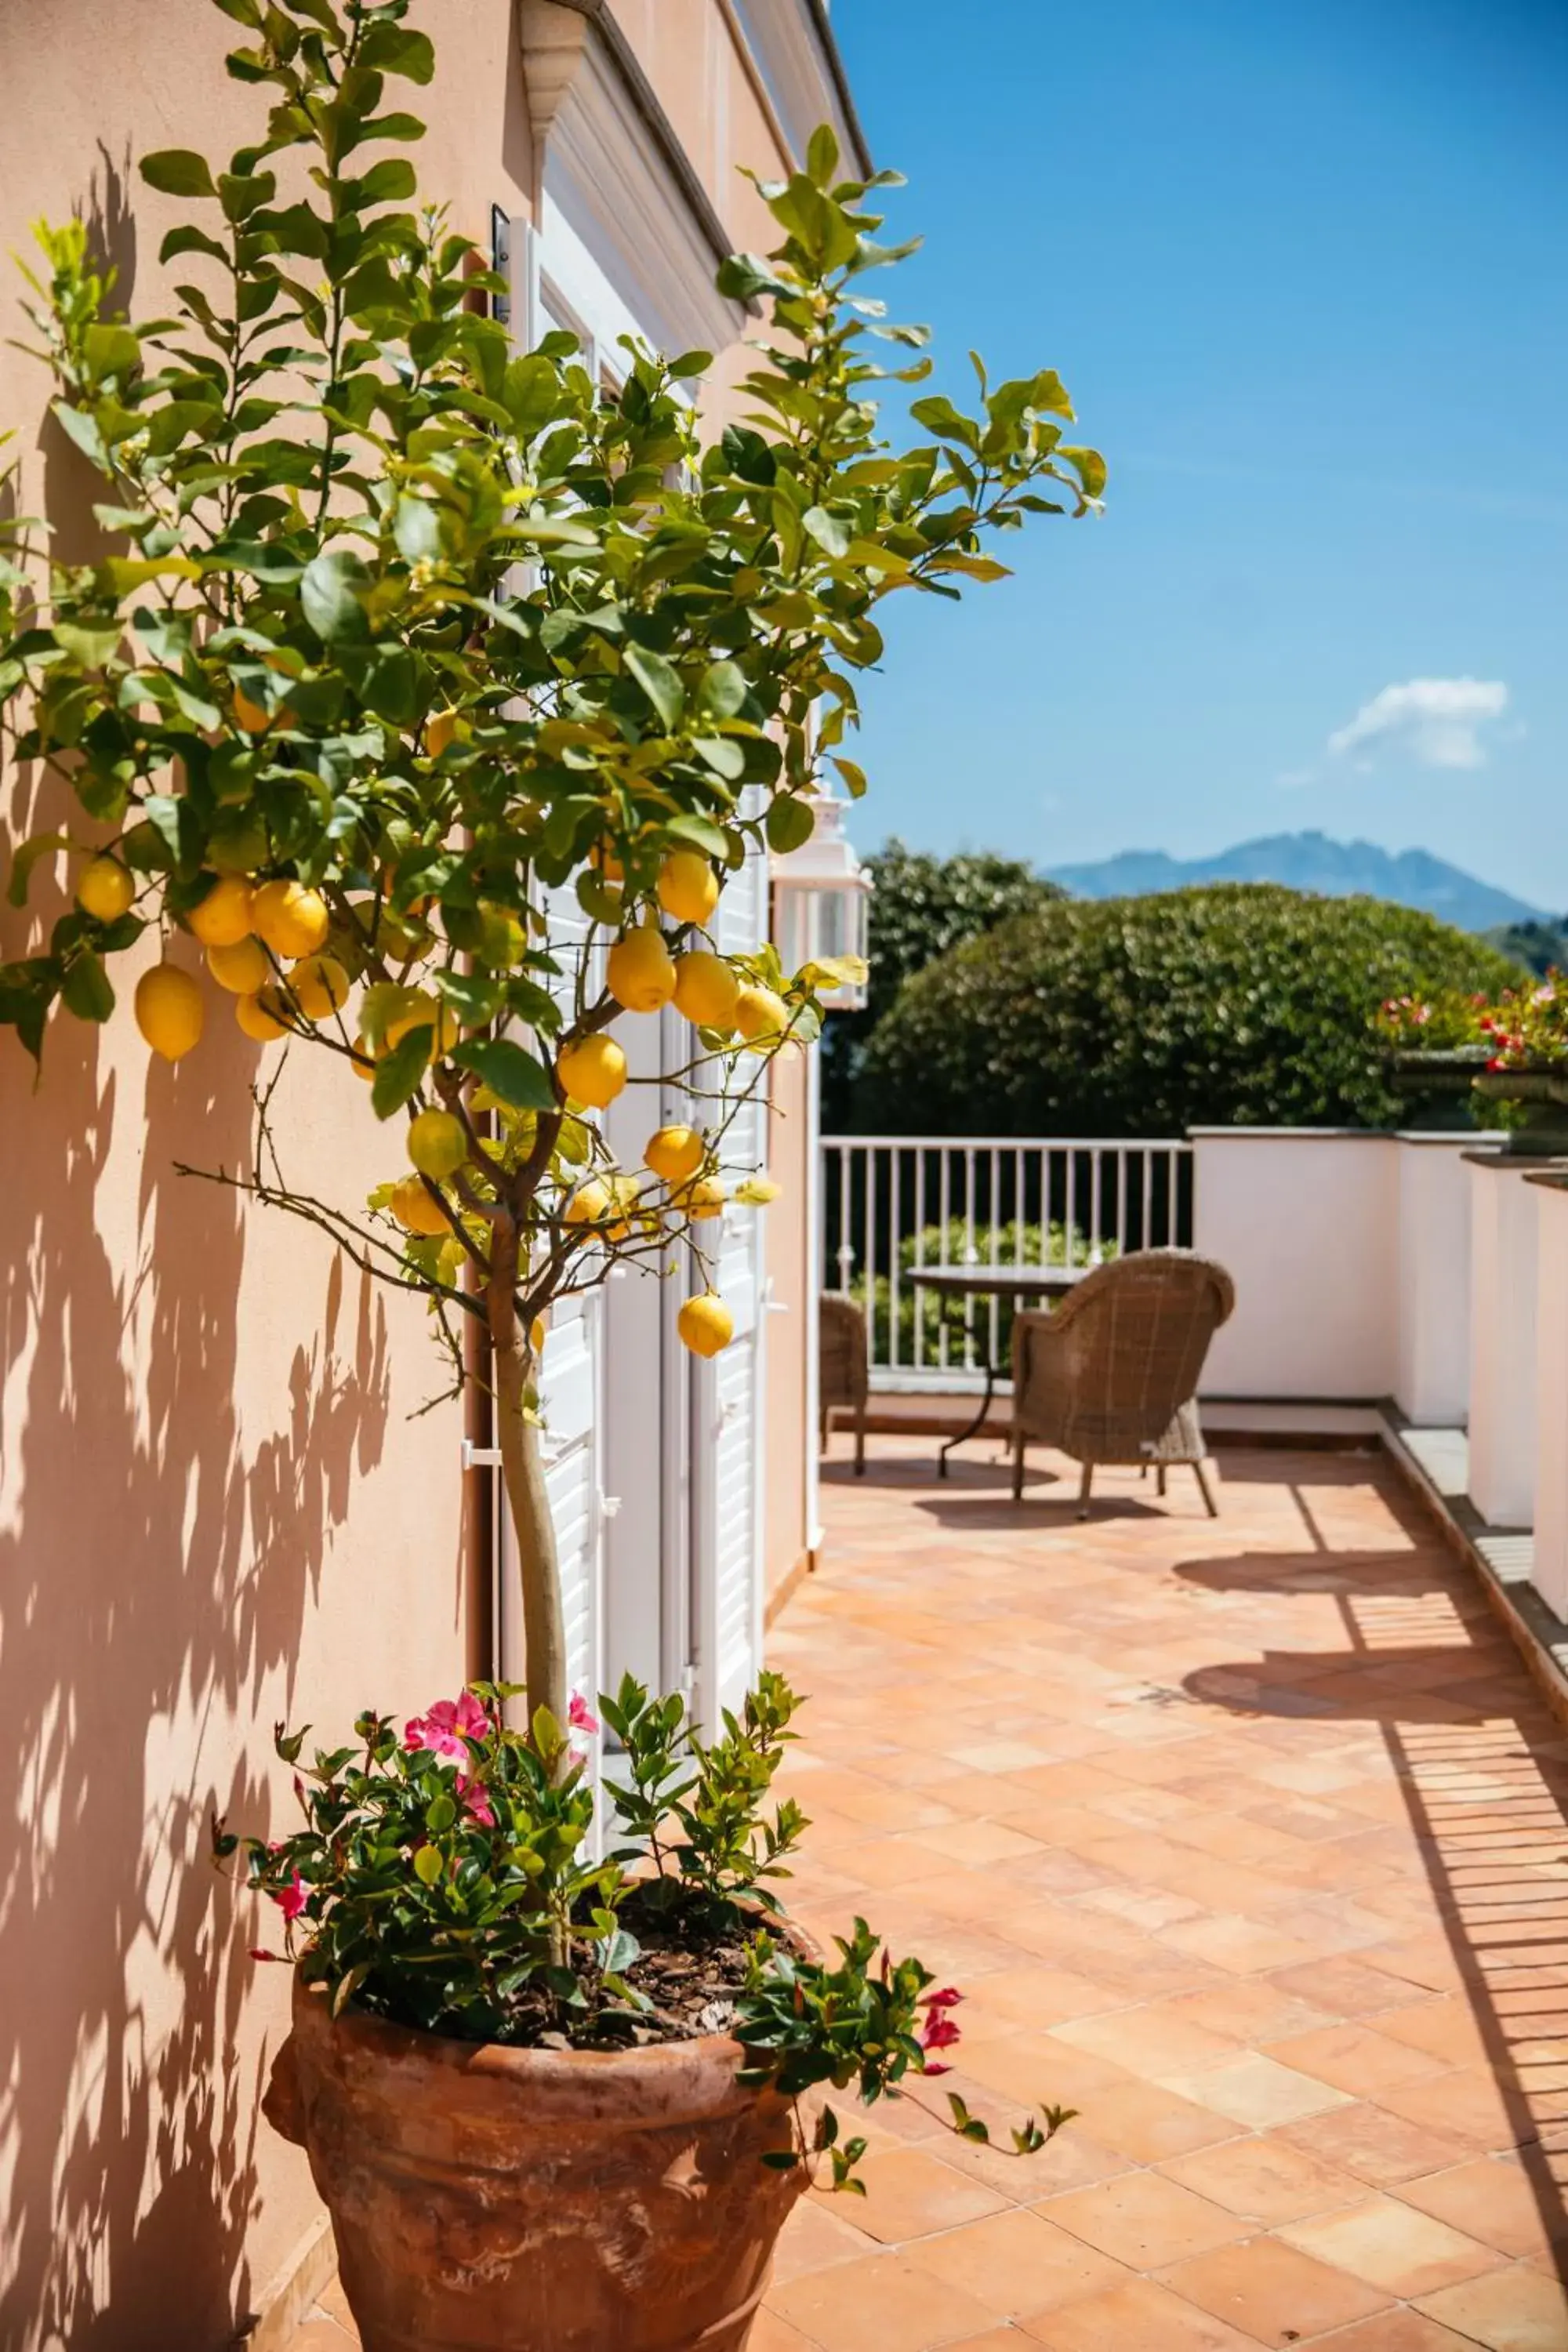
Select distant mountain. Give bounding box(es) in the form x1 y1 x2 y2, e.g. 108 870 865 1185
1047 831 1545 935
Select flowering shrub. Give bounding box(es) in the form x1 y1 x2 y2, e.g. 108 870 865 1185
1377 978 1568 1073
216 1673 1074 2187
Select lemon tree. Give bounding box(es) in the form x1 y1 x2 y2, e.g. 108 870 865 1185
0 0 1102 1730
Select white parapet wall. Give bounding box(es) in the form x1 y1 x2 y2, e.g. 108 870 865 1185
1468 1155 1544 1531
1530 1174 1568 1614
1395 1134 1501 1426
1190 1130 1400 1400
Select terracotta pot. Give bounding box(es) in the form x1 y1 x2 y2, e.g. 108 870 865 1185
264 1971 805 2352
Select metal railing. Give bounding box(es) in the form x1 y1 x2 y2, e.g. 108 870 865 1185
822 1134 1196 1385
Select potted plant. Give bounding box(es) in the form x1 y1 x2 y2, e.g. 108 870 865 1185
0 1 1098 2342
1378 983 1568 1154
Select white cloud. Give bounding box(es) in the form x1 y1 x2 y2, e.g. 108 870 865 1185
1327 677 1509 770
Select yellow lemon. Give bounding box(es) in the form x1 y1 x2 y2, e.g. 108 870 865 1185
528 1312 548 1355
135 964 204 1062
76 857 134 923
563 1178 612 1229
384 993 459 1058
734 982 790 1049
252 878 330 959
556 1033 626 1109
350 1035 376 1081
644 1124 704 1185
426 708 458 757
606 924 676 1014
590 840 624 881
672 950 739 1032
206 937 270 994
187 874 255 948
408 1107 468 1179
235 988 290 1042
678 1293 734 1358
657 850 720 928
285 953 350 1022
389 1174 449 1236
679 1174 725 1222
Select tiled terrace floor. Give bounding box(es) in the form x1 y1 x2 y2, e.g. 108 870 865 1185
294 1437 1568 2352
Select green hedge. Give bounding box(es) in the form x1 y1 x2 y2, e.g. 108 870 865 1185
855 884 1526 1137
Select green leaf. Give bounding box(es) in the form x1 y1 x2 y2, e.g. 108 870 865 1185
696 660 747 721
806 123 840 188
82 325 141 379
623 642 684 731
664 813 734 862
358 21 436 82
53 621 122 668
451 1037 556 1112
393 496 441 564
802 506 850 559
371 1024 433 1119
7 833 71 909
714 253 792 303
62 951 114 1022
425 1794 456 1833
300 549 371 643
829 756 868 800
412 1843 444 1886
141 149 218 198
356 158 417 207
766 796 816 855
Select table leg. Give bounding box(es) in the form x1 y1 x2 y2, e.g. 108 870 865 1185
938 1356 996 1479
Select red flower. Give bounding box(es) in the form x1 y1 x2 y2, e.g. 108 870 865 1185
920 2012 962 2055
405 1690 489 1761
920 1986 964 2011
272 1869 308 1924
456 1773 495 1828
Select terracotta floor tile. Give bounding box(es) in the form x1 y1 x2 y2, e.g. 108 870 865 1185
751 2314 825 2352
1278 2194 1504 2296
1377 2065 1522 2151
1070 2077 1243 2163
1159 1915 1326 1976
288 2329 354 2351
774 2198 880 2281
1022 2274 1269 2349
1400 2154 1568 2259
1160 2138 1370 2226
315 2278 359 2336
1375 1997 1498 2071
822 2147 1009 2245
1412 2264 1568 2350
1280 2101 1477 2187
1159 2234 1393 2343
1051 2007 1239 2079
903 2206 1132 2321
1268 1957 1431 2020
1039 2171 1244 2269
768 2252 1000 2351
1263 2021 1450 2097
1160 2053 1353 2129
1295 2315 1479 2350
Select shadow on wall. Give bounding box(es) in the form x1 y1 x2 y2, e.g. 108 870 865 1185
0 158 391 2352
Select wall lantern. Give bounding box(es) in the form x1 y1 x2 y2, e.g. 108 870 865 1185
770 789 872 1011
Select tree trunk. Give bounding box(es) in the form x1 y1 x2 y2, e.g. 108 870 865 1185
488 1215 568 1730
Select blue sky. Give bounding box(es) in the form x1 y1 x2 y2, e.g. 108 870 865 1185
829 0 1568 908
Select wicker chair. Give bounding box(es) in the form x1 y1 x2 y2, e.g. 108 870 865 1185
818 1294 868 1475
1010 1250 1235 1518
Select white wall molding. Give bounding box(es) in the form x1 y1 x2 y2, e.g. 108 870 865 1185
724 0 872 176
519 0 748 361
1468 1156 1543 1531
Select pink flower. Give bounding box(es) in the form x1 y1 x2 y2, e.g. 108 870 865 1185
456 1773 495 1828
568 1745 587 1771
272 1870 308 1924
568 1692 600 1735
405 1690 489 1761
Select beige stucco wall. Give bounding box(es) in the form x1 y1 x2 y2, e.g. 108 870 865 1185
0 2 821 2338
0 6 521 2343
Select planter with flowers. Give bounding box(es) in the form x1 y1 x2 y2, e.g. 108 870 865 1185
1378 983 1568 1156
0 1 1099 2343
